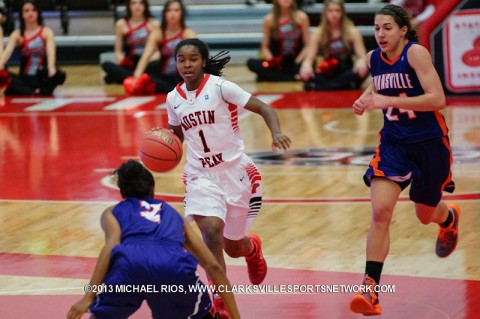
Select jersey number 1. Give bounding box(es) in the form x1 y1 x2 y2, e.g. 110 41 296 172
198 130 211 153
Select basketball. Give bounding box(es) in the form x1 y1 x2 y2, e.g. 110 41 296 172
139 129 183 172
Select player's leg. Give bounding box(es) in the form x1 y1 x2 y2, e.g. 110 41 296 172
89 292 142 319
409 137 459 258
184 171 228 277
101 61 133 84
146 275 215 319
223 157 266 285
350 177 401 316
4 73 37 96
351 137 409 316
194 215 227 273
88 245 145 319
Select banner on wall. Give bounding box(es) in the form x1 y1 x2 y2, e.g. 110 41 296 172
444 9 480 93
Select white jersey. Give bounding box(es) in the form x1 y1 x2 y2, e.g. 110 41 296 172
166 74 251 170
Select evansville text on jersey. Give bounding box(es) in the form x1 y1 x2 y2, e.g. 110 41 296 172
373 72 414 91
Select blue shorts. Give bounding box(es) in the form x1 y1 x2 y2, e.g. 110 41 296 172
89 239 213 319
364 135 455 207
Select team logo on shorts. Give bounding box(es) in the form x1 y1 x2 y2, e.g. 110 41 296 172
205 94 209 100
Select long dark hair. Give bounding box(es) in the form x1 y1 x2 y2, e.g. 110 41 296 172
114 160 154 199
125 0 152 20
161 0 186 34
174 38 231 76
19 0 43 36
376 4 418 42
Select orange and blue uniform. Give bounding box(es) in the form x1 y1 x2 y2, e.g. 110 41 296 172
364 41 455 206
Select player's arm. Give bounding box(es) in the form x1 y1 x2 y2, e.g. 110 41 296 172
67 207 121 319
43 27 57 77
0 27 4 55
353 51 375 116
114 19 126 62
0 30 21 69
350 25 368 78
183 27 197 39
260 14 273 61
134 29 161 78
294 11 311 64
299 27 320 81
364 44 445 111
183 217 241 319
244 96 291 151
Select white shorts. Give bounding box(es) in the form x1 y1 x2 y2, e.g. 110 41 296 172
183 154 263 240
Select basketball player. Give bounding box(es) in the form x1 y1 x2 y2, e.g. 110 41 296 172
67 160 240 319
0 0 66 96
132 0 196 93
349 5 460 316
101 0 160 84
165 38 291 318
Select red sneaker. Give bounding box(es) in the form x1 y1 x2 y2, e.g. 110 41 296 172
245 234 267 285
213 294 230 319
350 276 382 316
436 203 460 258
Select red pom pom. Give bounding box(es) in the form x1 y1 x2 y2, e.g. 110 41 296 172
123 76 136 95
123 74 156 96
0 69 11 90
139 74 156 94
262 56 283 70
119 57 135 69
315 58 339 76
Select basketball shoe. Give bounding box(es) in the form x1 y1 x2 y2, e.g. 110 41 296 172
436 203 461 258
213 294 230 319
349 276 382 316
245 234 267 285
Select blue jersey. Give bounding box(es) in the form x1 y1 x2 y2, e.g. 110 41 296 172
370 41 448 143
92 197 213 319
112 197 185 245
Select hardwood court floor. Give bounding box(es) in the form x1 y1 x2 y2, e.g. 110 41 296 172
0 65 479 318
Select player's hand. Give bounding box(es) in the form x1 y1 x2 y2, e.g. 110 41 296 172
67 297 92 319
299 63 314 81
362 92 389 110
353 59 368 79
352 97 366 115
272 133 291 151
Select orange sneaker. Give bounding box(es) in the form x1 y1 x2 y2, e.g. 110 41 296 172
213 294 230 319
436 203 460 258
350 276 382 316
245 234 267 285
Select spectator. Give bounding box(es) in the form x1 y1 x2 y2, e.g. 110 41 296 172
247 0 310 82
0 0 66 96
132 0 196 93
102 0 160 84
299 0 368 90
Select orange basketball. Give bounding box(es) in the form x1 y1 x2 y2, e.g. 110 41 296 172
139 129 183 172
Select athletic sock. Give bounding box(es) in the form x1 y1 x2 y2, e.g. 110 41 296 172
440 210 453 228
365 261 384 296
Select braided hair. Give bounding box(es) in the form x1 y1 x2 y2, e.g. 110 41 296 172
114 160 154 199
174 38 231 76
376 4 418 42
